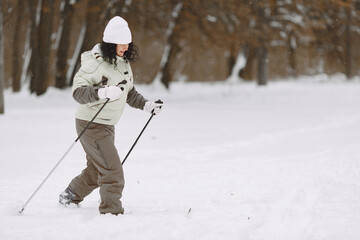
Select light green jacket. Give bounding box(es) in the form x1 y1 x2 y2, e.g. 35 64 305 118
72 48 145 125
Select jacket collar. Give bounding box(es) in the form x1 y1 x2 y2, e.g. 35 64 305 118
91 43 102 59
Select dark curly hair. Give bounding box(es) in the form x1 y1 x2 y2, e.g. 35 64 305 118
100 41 138 67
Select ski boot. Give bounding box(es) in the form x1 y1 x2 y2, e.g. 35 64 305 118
59 187 83 206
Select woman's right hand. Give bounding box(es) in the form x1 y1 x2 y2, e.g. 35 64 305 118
98 86 123 100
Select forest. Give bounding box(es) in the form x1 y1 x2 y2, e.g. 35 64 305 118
1 0 360 114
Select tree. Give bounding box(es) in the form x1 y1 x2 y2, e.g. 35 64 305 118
0 2 4 114
160 0 183 88
28 0 55 95
253 1 269 86
55 0 75 88
11 1 22 92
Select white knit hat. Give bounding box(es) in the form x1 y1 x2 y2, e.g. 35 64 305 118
103 16 132 44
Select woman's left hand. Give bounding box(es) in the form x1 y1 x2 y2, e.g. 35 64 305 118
143 100 164 115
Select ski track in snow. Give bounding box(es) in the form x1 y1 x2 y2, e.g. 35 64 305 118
0 80 360 240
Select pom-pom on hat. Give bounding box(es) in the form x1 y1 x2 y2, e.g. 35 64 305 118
103 16 132 44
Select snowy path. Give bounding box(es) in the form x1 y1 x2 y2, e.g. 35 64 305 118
1 80 360 240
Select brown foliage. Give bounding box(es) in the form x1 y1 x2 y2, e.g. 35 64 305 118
1 0 360 94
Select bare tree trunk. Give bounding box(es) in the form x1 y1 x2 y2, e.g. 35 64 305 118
288 32 297 77
28 0 42 95
345 7 352 79
0 2 5 114
12 1 22 92
257 43 268 86
55 0 74 88
160 1 183 88
37 0 55 94
29 0 55 95
256 3 268 86
161 33 179 89
239 44 256 80
228 48 237 77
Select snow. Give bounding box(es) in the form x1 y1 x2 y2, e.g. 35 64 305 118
227 53 245 83
35 0 43 27
206 15 217 23
1 77 360 240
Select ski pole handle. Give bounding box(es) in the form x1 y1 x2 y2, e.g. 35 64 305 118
151 99 163 114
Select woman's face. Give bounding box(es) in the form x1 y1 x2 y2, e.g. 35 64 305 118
116 44 129 57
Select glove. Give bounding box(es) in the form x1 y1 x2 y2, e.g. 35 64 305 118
98 86 123 100
143 100 163 115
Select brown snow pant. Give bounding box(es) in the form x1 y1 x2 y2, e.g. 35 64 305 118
69 119 124 214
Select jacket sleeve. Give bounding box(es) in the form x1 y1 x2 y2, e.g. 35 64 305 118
126 86 148 110
73 86 100 104
71 58 104 104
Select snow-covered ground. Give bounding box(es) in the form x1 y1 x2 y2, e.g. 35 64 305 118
1 76 360 240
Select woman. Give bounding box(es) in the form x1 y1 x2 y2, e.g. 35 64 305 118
59 16 163 215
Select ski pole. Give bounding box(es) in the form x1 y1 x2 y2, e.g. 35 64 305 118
122 99 163 165
19 80 127 214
